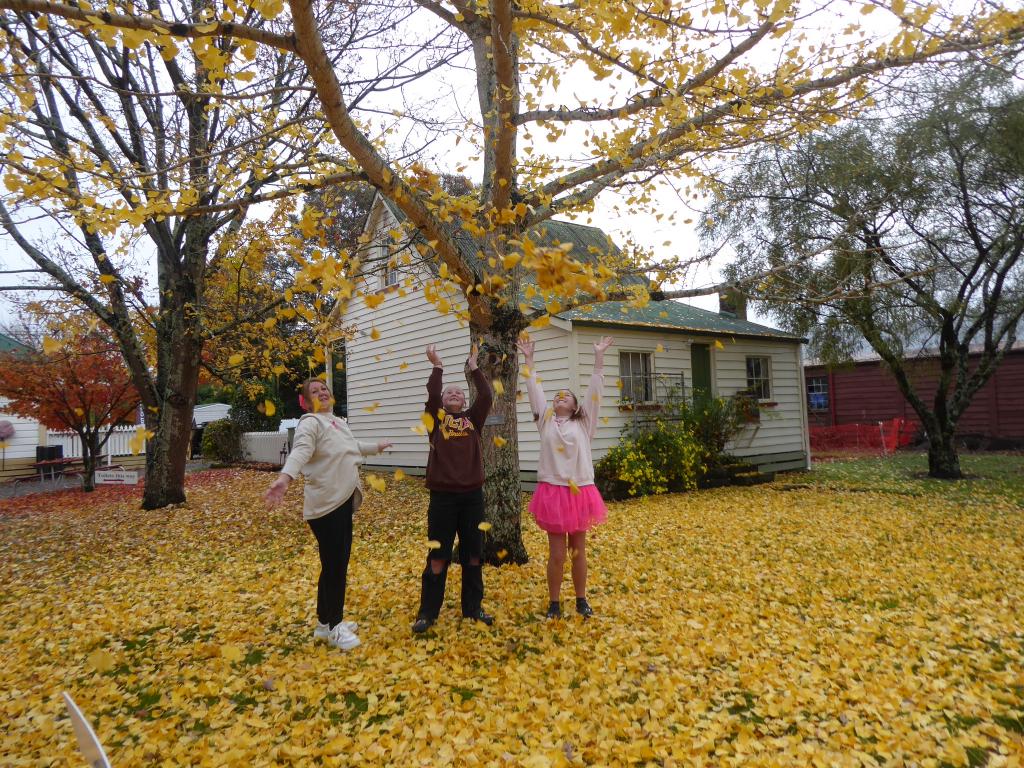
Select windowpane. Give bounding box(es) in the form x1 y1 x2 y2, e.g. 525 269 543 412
807 376 829 411
745 356 771 400
619 351 653 401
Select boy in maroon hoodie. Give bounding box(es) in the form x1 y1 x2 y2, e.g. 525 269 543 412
412 342 494 633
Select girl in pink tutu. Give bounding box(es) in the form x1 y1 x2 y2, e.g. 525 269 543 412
517 334 614 619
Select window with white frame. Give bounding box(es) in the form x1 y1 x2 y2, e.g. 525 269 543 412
745 356 771 400
619 351 653 402
377 239 399 289
807 376 829 411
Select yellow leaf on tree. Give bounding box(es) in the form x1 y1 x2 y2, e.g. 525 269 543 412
42 336 62 355
364 293 385 309
99 274 115 284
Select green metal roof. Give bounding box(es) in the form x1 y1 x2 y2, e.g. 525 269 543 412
374 195 797 342
0 332 29 353
560 299 804 342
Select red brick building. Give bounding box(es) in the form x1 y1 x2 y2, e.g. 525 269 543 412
804 346 1024 448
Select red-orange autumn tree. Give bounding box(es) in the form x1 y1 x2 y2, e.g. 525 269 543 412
0 332 141 491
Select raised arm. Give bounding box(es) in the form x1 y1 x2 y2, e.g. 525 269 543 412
517 335 547 423
466 344 493 431
581 336 614 437
425 344 443 413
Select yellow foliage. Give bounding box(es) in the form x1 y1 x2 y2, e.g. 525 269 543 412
1 465 1023 765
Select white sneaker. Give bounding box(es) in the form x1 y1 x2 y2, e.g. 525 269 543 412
326 623 360 651
314 621 358 642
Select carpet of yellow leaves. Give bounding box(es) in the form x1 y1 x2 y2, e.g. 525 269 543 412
2 468 1023 767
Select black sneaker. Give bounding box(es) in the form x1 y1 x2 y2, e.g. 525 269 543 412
411 617 435 634
463 609 494 626
546 601 562 620
575 597 594 619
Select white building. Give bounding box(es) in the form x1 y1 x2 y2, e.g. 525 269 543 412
335 195 810 480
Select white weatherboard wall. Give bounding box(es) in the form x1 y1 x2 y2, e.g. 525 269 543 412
0 398 46 460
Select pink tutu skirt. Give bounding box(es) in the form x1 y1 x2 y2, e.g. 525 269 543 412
529 482 608 534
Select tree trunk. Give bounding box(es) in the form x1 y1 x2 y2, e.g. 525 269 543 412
473 310 529 565
81 431 99 492
142 337 201 509
926 420 962 480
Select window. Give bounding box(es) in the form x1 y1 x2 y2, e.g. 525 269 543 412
619 351 653 402
745 356 771 400
382 261 400 288
807 376 829 411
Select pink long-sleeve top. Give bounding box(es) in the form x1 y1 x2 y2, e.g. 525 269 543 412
526 371 604 487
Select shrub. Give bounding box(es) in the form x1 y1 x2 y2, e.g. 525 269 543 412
228 389 283 433
200 418 243 463
664 396 746 467
595 420 704 500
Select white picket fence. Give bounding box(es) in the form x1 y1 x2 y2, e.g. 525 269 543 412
47 426 145 464
48 427 289 465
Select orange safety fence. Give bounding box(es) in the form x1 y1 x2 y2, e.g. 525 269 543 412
810 418 918 453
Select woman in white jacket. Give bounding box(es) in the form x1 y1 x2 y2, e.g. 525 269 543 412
265 378 391 650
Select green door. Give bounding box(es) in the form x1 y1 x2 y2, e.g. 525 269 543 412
691 343 712 404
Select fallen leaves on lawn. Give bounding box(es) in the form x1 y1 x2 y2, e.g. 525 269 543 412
1 467 1022 766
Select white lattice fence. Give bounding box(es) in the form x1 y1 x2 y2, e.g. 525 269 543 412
241 432 290 465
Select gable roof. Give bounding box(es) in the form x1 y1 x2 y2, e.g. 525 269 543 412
370 194 798 342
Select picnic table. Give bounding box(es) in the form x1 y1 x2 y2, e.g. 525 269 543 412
29 457 84 481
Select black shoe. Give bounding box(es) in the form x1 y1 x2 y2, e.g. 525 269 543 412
463 608 494 626
575 597 594 619
546 601 562 620
411 617 434 634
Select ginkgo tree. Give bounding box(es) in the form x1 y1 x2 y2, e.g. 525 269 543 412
0 1 418 508
1 0 1022 548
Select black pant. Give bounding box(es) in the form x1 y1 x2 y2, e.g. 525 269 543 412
417 488 485 620
307 496 354 628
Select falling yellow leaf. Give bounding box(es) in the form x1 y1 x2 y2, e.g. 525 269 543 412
492 436 507 448
364 293 385 309
229 353 244 366
497 549 508 560
478 522 492 532
714 339 725 350
568 480 581 495
99 274 116 284
370 327 381 340
366 474 386 492
421 412 435 431
41 336 62 355
363 402 381 413
393 469 405 481
655 343 665 353
492 379 505 395
399 362 409 371
262 400 276 417
86 648 115 673
426 540 441 549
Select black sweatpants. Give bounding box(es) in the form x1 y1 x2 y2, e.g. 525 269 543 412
417 488 485 620
307 496 354 629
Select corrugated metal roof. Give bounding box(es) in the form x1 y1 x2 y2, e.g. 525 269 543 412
374 196 797 342
559 299 804 342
